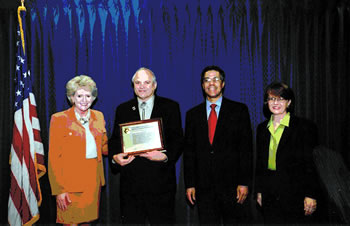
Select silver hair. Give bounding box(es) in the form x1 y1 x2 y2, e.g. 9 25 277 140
131 67 157 84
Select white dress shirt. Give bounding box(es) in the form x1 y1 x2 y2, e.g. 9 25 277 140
138 95 155 120
75 109 97 159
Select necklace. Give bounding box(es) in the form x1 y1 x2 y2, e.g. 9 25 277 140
79 117 89 125
75 109 90 125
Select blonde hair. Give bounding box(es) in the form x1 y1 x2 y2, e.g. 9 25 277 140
66 75 97 104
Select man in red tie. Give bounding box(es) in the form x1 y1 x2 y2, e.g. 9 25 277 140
183 65 253 224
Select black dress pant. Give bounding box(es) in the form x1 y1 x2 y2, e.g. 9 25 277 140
120 191 175 225
196 190 248 225
262 193 303 224
262 170 316 224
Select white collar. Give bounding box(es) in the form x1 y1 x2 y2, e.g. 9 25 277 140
137 95 155 108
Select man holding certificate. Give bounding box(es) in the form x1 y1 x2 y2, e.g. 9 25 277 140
108 67 183 224
183 65 253 224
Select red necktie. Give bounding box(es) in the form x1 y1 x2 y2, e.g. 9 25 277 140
208 104 217 144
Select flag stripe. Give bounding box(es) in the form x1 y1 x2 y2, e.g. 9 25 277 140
35 141 44 155
11 124 23 160
14 110 23 137
32 117 40 133
8 196 21 226
9 171 23 213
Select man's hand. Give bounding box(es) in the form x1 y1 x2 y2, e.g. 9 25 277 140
56 192 71 211
139 150 167 161
113 153 135 166
256 192 262 206
304 197 317 215
186 187 196 205
236 185 248 204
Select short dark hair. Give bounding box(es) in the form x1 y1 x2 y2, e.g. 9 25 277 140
263 82 295 118
200 65 225 82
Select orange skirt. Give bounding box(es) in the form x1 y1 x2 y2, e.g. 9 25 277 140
56 158 101 224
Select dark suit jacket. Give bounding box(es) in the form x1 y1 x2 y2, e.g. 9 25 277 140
255 115 319 207
184 97 253 194
108 95 183 194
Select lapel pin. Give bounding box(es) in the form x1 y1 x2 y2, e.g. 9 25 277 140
132 106 136 111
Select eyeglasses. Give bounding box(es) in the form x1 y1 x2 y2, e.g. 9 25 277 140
203 77 222 83
267 97 286 103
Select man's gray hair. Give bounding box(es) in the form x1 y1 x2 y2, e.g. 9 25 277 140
131 67 157 83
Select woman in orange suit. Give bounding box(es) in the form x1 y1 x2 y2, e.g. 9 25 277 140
48 75 108 225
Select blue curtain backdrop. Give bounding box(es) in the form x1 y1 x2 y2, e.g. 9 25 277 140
28 0 266 223
28 0 266 132
2 0 348 224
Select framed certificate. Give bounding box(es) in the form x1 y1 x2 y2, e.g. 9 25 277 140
119 118 164 155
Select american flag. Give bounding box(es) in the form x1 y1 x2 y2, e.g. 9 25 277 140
8 6 46 226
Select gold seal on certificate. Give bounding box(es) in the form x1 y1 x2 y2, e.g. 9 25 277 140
119 118 164 155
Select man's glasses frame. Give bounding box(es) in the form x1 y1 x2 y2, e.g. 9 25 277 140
202 77 222 83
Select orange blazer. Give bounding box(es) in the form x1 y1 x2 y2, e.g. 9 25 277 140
48 107 108 195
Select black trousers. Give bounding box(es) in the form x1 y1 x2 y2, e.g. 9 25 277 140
196 190 248 225
262 193 301 224
120 191 175 225
261 170 318 224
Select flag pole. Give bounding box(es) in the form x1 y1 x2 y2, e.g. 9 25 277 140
17 0 26 54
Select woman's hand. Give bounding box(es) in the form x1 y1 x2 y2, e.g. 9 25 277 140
257 192 262 206
56 192 71 211
304 197 317 215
